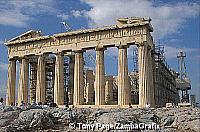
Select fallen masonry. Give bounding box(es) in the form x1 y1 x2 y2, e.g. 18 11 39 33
0 106 199 131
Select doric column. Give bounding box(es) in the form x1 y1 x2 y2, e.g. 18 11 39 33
73 51 84 105
148 49 155 107
105 76 114 104
138 44 147 107
86 70 94 104
95 48 105 105
118 46 131 106
29 62 37 104
54 52 64 105
69 55 75 105
138 43 155 107
18 57 29 105
36 55 46 104
6 59 16 106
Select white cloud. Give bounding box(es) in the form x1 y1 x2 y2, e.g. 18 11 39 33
165 45 197 60
82 0 199 39
0 62 8 70
0 0 58 27
71 10 82 17
57 14 69 21
0 85 6 99
71 10 86 18
0 9 31 27
0 40 4 44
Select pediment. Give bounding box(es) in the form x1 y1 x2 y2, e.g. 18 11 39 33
8 30 42 42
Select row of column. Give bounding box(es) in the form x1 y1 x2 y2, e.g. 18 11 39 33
73 46 132 106
6 54 64 106
6 44 155 107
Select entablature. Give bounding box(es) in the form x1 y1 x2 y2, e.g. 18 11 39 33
6 17 154 59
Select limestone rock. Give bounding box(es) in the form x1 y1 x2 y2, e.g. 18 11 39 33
5 109 55 131
1 106 14 112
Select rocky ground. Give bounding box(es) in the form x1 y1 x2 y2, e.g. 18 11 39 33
0 106 199 132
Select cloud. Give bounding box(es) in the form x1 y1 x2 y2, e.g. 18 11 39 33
0 62 8 70
0 85 6 99
0 0 58 27
0 40 4 44
82 0 199 39
71 10 86 18
165 45 197 60
57 14 69 21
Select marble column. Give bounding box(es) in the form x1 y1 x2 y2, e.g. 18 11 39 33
86 70 94 104
138 44 147 107
73 51 84 105
118 46 131 106
148 49 155 107
105 76 114 104
36 55 46 104
18 57 29 105
95 48 105 105
29 62 37 104
6 59 16 106
69 55 75 105
54 52 64 105
138 43 154 107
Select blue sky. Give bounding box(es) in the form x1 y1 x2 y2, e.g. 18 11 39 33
0 0 199 103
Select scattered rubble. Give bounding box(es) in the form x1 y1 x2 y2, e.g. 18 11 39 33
0 106 199 131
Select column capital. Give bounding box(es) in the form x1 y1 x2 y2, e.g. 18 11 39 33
118 45 129 49
18 55 28 60
95 47 106 51
147 45 152 50
27 55 38 63
137 42 152 50
36 53 47 57
74 50 84 53
8 57 16 61
55 52 64 56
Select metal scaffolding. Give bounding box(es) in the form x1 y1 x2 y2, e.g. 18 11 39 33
176 51 191 103
45 56 55 103
29 61 37 103
63 56 70 104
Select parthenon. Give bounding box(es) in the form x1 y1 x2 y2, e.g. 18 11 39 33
5 17 179 108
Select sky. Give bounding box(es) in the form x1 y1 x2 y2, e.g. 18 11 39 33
0 0 199 103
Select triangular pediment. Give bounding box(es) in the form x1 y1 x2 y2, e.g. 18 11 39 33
8 30 42 42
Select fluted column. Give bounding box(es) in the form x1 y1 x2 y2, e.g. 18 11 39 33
69 55 75 105
86 70 94 104
18 57 29 105
138 43 155 107
118 46 131 106
29 62 37 104
36 55 46 104
6 59 16 105
148 49 155 107
105 76 114 104
138 44 147 107
54 52 64 105
95 48 105 105
73 51 84 105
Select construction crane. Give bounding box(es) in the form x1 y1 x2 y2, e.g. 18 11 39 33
61 21 72 32
176 51 191 103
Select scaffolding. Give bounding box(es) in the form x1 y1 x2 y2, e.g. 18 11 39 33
63 56 70 104
29 61 37 103
45 56 55 103
154 45 180 106
176 51 191 103
155 45 165 62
